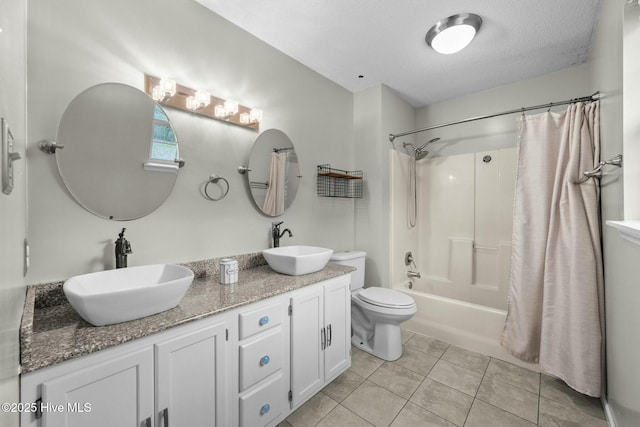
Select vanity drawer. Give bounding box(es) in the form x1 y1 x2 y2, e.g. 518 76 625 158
239 372 284 427
239 327 283 391
239 302 282 340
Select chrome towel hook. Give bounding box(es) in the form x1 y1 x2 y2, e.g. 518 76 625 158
2 118 22 195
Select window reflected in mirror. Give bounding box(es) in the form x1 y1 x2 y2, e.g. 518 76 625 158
151 105 178 162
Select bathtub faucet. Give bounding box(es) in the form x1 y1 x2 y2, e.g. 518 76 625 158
407 270 421 279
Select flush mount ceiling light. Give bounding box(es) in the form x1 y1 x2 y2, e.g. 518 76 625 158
426 13 483 55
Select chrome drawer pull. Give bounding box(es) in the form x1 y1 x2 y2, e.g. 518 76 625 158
259 316 269 326
260 404 270 415
260 355 270 366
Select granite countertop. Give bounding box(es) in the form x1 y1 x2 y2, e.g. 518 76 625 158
20 253 354 374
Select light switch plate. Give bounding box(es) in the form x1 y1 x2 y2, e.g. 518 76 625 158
2 118 21 195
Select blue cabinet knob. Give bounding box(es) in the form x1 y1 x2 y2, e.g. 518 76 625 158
260 355 270 366
260 404 270 415
259 316 269 326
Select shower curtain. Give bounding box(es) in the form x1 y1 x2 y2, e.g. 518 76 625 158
262 152 287 216
501 101 604 397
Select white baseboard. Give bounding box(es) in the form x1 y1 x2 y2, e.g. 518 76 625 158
601 396 617 427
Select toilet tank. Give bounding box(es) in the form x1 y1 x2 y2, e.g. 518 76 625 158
330 251 366 291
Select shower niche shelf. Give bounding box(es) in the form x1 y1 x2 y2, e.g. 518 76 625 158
317 164 363 198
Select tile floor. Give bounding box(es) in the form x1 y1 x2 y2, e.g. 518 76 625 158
279 329 608 427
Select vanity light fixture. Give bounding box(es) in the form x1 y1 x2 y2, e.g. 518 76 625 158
186 90 211 111
214 99 239 119
426 13 482 55
224 99 239 116
151 78 177 103
240 109 264 125
144 74 261 130
250 108 263 123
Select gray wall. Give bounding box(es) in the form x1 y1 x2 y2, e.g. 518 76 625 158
590 0 640 425
354 84 416 287
0 1 26 426
415 65 590 157
27 0 356 283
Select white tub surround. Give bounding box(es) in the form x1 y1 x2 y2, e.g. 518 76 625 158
396 282 539 372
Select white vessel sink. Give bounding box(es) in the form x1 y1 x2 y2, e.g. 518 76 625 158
262 245 333 276
63 264 194 326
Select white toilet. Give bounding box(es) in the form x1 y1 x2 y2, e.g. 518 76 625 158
330 251 417 361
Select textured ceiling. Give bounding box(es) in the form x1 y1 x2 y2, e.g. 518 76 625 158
195 0 600 107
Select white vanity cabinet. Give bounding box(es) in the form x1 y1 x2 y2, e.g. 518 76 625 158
32 347 154 427
155 320 229 426
20 315 231 427
290 275 351 408
20 272 352 427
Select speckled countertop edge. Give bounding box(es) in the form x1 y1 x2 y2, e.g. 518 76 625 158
20 252 354 374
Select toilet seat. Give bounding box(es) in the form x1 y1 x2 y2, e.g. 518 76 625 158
356 288 415 309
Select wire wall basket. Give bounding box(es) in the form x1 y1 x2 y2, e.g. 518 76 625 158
317 164 363 198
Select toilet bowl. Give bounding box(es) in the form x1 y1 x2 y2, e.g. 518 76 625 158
330 251 417 361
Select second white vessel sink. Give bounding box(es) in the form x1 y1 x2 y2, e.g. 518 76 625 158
262 245 333 276
63 264 194 326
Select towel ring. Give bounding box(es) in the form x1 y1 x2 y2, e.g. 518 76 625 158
204 175 230 201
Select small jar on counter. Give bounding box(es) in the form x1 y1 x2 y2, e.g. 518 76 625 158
219 258 239 284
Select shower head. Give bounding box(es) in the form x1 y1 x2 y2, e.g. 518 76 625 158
403 140 434 160
415 150 429 161
417 137 441 151
412 137 440 161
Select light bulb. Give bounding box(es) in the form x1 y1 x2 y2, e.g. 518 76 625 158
159 78 176 97
151 85 164 102
214 104 226 118
186 96 198 110
249 109 263 123
239 113 250 125
195 90 211 108
224 100 238 116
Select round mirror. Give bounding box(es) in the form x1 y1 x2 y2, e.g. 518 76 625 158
247 129 300 216
55 83 181 220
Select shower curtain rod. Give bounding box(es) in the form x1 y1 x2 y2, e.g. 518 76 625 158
388 92 600 142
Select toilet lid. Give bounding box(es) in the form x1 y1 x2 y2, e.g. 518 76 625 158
358 287 415 308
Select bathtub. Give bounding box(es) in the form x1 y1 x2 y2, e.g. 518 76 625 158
394 280 539 371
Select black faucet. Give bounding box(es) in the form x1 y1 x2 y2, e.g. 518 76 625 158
115 228 133 268
272 221 292 248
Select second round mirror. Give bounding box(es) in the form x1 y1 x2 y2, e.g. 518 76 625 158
246 129 300 216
